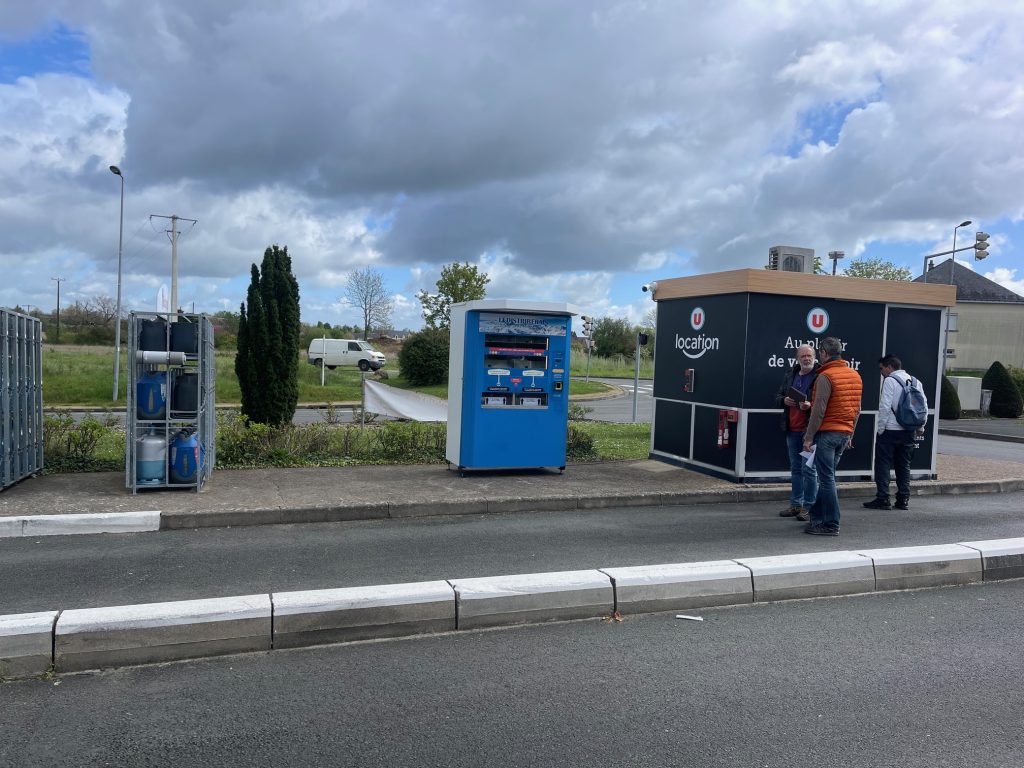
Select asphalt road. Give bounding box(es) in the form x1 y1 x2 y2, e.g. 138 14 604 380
581 375 653 422
3 492 1023 615
938 433 1024 463
4 580 1023 767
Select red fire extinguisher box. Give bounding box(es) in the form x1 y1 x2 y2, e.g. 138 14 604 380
646 269 955 483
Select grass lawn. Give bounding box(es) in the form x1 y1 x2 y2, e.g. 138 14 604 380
42 345 617 407
572 421 650 460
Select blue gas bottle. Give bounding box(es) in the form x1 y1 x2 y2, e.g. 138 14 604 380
136 371 167 420
169 429 204 484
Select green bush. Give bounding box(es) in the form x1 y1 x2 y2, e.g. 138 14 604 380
982 361 1024 418
216 414 336 467
398 328 450 386
566 424 597 460
568 402 593 421
370 422 446 462
939 376 961 420
1007 365 1024 402
42 413 123 473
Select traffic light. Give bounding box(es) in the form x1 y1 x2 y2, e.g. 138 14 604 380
974 232 990 260
581 315 593 337
637 332 649 346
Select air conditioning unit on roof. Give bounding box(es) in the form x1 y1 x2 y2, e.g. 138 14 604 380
767 246 815 274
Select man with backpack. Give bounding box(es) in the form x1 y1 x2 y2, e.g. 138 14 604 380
864 354 928 511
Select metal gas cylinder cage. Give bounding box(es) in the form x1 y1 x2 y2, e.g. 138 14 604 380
1 308 44 490
125 311 215 493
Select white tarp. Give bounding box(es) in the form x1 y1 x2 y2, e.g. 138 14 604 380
363 379 448 422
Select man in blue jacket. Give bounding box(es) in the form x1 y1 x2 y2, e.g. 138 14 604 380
775 344 818 521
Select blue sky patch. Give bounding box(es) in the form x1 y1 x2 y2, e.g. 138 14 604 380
0 23 91 83
784 98 872 158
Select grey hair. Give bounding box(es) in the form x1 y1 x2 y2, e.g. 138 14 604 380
819 337 843 357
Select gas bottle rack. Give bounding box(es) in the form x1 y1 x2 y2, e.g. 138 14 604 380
125 311 215 494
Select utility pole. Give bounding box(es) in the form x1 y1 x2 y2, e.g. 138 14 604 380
150 213 197 321
51 277 66 342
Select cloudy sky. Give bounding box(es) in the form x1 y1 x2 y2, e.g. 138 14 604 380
2 1 1022 333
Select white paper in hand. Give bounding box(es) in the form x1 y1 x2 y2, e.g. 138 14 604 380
800 444 816 468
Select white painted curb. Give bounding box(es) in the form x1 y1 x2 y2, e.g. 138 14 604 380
56 594 271 672
600 561 752 613
0 611 59 679
273 581 456 647
735 551 876 601
3 539 1022 677
855 544 982 590
451 570 613 629
0 511 161 538
959 537 1024 581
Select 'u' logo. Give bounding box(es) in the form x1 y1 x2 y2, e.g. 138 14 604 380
806 307 829 334
690 307 705 331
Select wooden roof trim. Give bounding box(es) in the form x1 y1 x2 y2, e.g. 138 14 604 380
651 269 956 307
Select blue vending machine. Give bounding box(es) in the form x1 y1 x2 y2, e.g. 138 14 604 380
447 300 579 473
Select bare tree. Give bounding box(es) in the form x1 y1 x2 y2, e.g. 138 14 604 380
342 267 393 339
62 295 118 330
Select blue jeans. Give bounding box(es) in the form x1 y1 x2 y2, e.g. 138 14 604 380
808 431 849 529
786 431 817 508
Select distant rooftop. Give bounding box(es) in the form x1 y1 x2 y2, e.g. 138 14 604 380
913 258 1024 303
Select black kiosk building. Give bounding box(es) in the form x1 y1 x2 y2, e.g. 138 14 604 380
648 269 956 482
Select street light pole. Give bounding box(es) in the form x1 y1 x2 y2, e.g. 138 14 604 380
110 165 125 401
828 250 845 276
948 219 972 284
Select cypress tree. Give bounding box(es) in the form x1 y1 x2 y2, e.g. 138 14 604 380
235 246 301 425
275 247 301 417
260 249 285 420
235 301 252 418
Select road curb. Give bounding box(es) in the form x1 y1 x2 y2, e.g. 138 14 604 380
0 511 161 538
938 428 1024 444
9 477 1024 536
4 537 1023 679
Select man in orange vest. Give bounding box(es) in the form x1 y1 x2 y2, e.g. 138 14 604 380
801 336 863 536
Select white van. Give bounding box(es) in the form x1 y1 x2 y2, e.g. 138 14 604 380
308 338 387 371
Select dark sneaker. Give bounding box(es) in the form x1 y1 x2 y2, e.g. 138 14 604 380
894 499 909 510
779 506 801 517
795 507 810 522
805 523 839 536
862 499 892 510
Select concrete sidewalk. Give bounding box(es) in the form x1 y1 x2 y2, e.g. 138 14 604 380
2 452 1023 533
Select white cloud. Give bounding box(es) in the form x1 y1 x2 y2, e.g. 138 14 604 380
985 267 1024 297
1 0 1022 321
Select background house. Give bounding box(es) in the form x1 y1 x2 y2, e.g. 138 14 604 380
914 259 1024 371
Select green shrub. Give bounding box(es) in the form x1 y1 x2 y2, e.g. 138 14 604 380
216 413 336 466
568 402 593 421
42 413 123 473
939 376 961 420
1007 365 1024 402
370 421 446 462
398 328 450 386
566 424 597 460
982 361 1024 418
